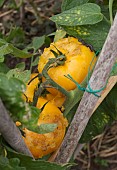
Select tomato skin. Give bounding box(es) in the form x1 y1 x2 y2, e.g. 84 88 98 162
24 73 65 107
36 93 65 108
23 102 68 158
24 73 39 102
38 37 97 95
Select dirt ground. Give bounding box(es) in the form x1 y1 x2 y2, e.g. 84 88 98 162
0 1 117 170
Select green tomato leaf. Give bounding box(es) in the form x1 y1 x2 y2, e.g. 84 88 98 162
32 36 45 51
0 73 29 116
8 44 32 58
32 57 39 66
4 146 72 170
51 3 103 26
62 19 110 51
0 38 7 46
0 55 4 63
0 39 32 58
19 106 41 130
37 123 58 134
61 0 89 11
0 44 13 56
6 68 31 84
0 63 10 73
0 156 26 170
15 62 25 71
6 27 25 44
80 84 117 143
54 30 66 42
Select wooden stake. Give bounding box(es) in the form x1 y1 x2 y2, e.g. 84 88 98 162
54 13 117 164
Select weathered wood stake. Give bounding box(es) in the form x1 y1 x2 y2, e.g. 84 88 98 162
54 13 117 164
0 98 33 158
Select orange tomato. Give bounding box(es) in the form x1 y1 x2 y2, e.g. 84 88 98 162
38 37 96 95
23 102 68 158
24 73 39 102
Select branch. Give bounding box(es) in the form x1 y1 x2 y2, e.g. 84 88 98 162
54 13 117 164
26 0 43 24
0 98 33 158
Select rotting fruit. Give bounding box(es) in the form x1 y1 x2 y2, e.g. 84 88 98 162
24 73 39 102
23 102 68 158
24 73 66 107
38 37 97 95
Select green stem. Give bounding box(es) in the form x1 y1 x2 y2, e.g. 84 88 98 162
42 57 69 97
30 56 34 72
103 15 111 25
32 83 44 106
109 0 114 25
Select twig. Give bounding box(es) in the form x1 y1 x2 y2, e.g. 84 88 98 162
0 98 33 158
26 0 43 24
54 13 117 164
87 144 91 170
20 3 25 24
73 144 85 159
0 10 13 18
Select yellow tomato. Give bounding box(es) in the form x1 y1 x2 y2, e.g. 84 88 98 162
38 37 96 95
36 93 65 108
23 102 68 158
24 73 65 107
24 73 39 102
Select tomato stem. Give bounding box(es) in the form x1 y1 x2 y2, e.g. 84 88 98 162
42 57 69 97
32 81 48 106
109 0 114 25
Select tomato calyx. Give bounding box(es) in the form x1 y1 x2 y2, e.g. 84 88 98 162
42 57 69 97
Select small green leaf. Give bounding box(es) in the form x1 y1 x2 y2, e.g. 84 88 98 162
32 57 39 66
15 62 25 71
61 0 89 11
51 3 103 26
6 27 25 44
8 44 32 58
94 158 108 167
0 63 9 73
0 56 4 63
37 123 57 134
0 38 7 46
20 106 41 130
0 42 32 58
32 36 45 51
0 73 28 121
6 68 31 83
54 30 66 42
0 44 13 56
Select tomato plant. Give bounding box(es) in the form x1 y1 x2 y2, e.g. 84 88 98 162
0 0 117 170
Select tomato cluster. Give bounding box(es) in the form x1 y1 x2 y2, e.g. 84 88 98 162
21 37 96 159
